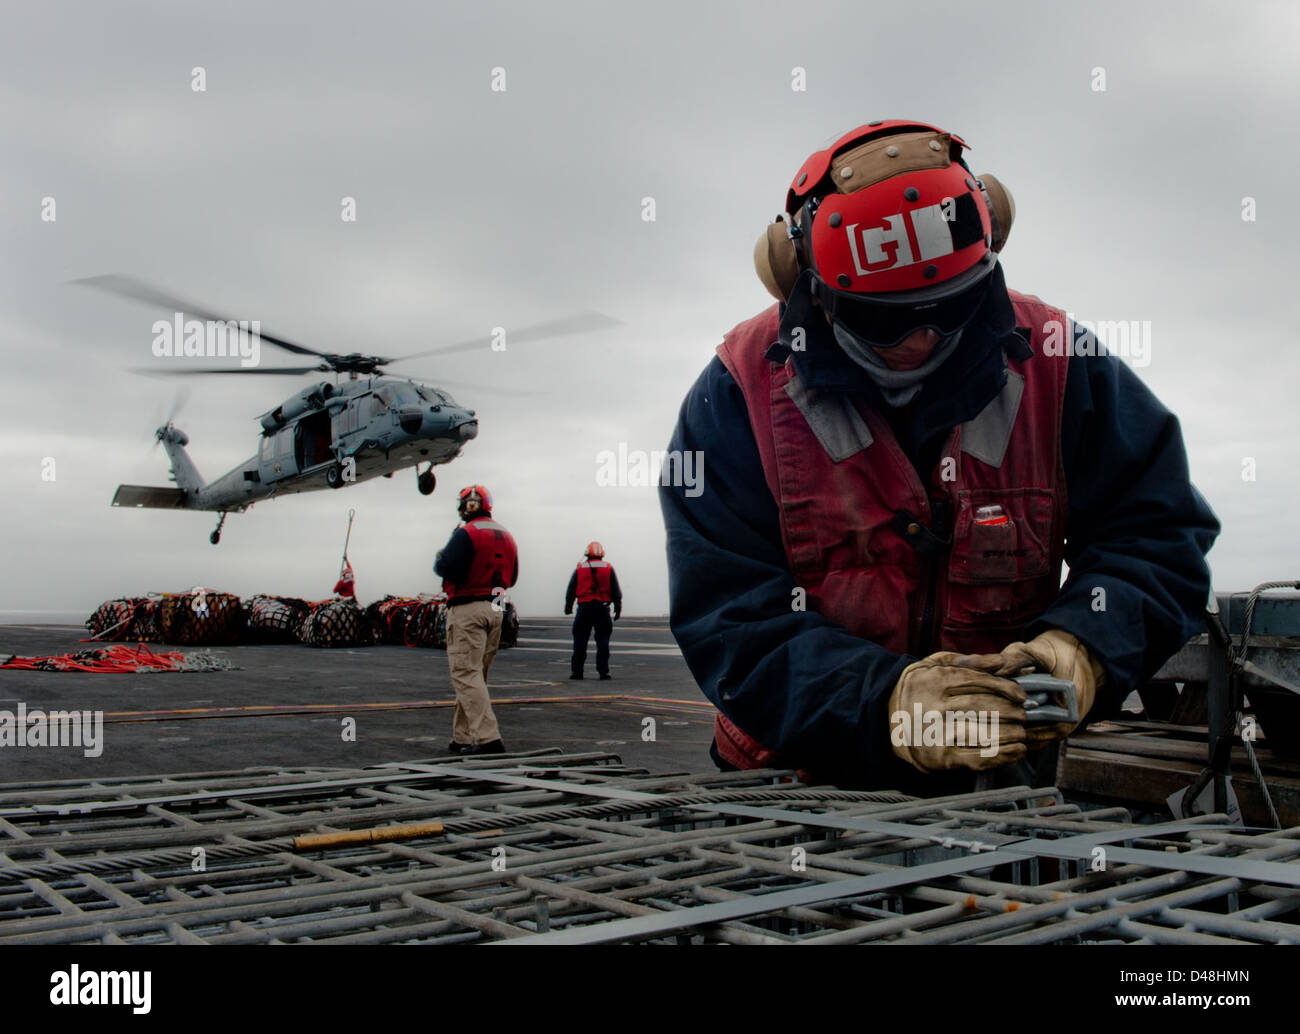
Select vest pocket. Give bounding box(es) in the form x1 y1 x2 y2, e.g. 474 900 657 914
943 487 1055 630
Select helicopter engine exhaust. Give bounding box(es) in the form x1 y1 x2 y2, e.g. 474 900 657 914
260 382 337 433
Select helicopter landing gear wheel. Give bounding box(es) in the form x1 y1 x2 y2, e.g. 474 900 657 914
326 463 346 489
417 464 436 496
210 513 227 545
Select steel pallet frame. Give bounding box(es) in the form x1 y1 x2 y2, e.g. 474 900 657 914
1 751 1298 945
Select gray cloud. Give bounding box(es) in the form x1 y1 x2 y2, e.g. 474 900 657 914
3 0 1297 621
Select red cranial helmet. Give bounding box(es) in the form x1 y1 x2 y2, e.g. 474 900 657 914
585 541 605 559
754 120 1016 343
457 484 492 516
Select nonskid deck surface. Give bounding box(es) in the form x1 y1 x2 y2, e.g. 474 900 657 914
0 618 713 781
5 622 1300 944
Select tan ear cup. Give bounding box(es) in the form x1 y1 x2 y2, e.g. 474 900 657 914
978 173 1015 253
754 217 802 302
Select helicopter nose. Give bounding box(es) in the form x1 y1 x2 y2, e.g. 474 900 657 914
457 417 478 442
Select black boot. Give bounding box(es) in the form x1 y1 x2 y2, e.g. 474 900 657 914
460 739 506 755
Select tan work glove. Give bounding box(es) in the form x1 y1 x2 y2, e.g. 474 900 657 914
992 629 1105 749
887 652 1028 773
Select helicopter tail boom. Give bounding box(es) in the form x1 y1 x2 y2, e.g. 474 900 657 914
111 424 208 511
155 425 206 494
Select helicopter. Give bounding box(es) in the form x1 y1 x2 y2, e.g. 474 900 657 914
82 275 617 544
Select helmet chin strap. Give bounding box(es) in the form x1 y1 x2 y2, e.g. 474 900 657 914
831 320 966 407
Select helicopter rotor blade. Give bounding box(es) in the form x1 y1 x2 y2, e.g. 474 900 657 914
148 386 190 427
165 385 191 424
391 311 621 363
75 275 331 360
146 387 190 454
130 365 325 377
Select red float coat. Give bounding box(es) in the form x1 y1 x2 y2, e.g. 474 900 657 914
711 293 1070 768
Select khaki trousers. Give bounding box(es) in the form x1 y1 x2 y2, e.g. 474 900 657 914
445 600 503 744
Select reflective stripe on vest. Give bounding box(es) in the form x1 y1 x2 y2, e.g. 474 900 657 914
575 560 614 603
712 293 1071 769
442 517 518 600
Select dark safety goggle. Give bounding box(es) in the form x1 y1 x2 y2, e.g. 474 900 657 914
814 272 991 348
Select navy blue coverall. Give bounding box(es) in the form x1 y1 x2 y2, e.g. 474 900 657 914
565 566 623 678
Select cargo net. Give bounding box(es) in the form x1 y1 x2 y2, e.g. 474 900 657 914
2 754 1298 945
369 596 516 650
368 595 445 647
157 590 245 645
245 596 312 643
298 599 376 649
500 601 519 649
84 591 518 651
85 597 162 642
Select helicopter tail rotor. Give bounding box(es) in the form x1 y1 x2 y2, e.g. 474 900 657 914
146 388 191 454
155 424 190 448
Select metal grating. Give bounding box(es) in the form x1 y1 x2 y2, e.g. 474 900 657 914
2 751 1299 945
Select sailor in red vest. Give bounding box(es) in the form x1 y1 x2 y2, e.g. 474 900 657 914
659 120 1219 791
433 485 519 755
564 542 622 680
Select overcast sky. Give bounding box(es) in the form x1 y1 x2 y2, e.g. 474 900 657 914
2 0 1297 620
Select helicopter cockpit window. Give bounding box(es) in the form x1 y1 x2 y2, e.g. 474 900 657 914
370 388 394 418
260 436 273 462
415 385 451 405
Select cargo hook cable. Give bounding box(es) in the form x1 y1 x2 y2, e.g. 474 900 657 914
333 508 357 598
